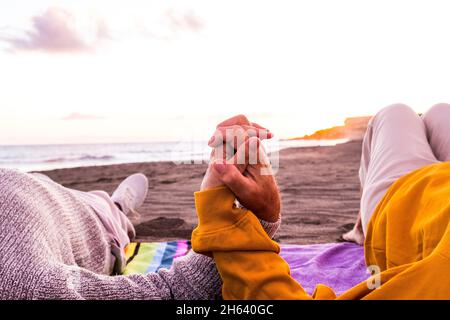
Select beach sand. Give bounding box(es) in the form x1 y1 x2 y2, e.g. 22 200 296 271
41 140 362 244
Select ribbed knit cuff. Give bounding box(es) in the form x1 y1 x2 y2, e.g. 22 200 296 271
259 218 281 239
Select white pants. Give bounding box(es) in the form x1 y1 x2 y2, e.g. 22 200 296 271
360 103 450 234
32 172 135 274
71 189 135 273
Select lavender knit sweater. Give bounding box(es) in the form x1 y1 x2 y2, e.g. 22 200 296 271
0 169 279 300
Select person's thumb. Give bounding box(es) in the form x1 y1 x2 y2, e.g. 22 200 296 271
212 162 252 198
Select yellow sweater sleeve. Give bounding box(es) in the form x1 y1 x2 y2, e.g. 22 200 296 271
191 186 336 300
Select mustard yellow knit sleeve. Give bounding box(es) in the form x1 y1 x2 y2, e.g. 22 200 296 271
191 186 336 300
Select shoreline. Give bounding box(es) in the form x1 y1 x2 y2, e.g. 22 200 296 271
40 140 363 244
2 139 349 173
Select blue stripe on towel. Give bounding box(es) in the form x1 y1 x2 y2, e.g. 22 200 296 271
145 242 167 273
157 241 179 271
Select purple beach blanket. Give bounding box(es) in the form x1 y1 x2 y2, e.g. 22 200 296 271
124 241 369 296
280 242 368 295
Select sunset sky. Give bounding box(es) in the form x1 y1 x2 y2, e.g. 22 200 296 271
1 0 450 145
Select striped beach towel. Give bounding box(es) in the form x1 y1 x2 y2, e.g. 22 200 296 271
123 241 191 275
123 240 368 295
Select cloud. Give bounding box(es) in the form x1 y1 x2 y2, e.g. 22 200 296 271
0 7 109 53
166 10 204 33
135 9 204 40
0 6 205 54
61 113 105 121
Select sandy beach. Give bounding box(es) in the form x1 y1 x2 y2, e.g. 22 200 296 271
40 140 362 244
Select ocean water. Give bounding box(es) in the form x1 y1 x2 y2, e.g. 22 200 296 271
0 139 348 172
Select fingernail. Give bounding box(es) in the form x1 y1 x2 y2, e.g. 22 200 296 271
213 163 226 173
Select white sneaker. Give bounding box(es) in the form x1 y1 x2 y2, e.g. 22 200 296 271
111 173 149 221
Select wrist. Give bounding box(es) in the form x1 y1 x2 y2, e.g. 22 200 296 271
200 166 224 191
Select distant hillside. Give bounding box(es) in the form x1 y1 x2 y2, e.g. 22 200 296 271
291 116 371 141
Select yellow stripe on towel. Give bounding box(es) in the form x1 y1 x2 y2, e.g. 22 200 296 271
123 243 158 275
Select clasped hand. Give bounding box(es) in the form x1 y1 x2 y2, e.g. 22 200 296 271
200 115 281 223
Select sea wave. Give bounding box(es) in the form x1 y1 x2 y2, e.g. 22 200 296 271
0 139 348 172
44 155 115 163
